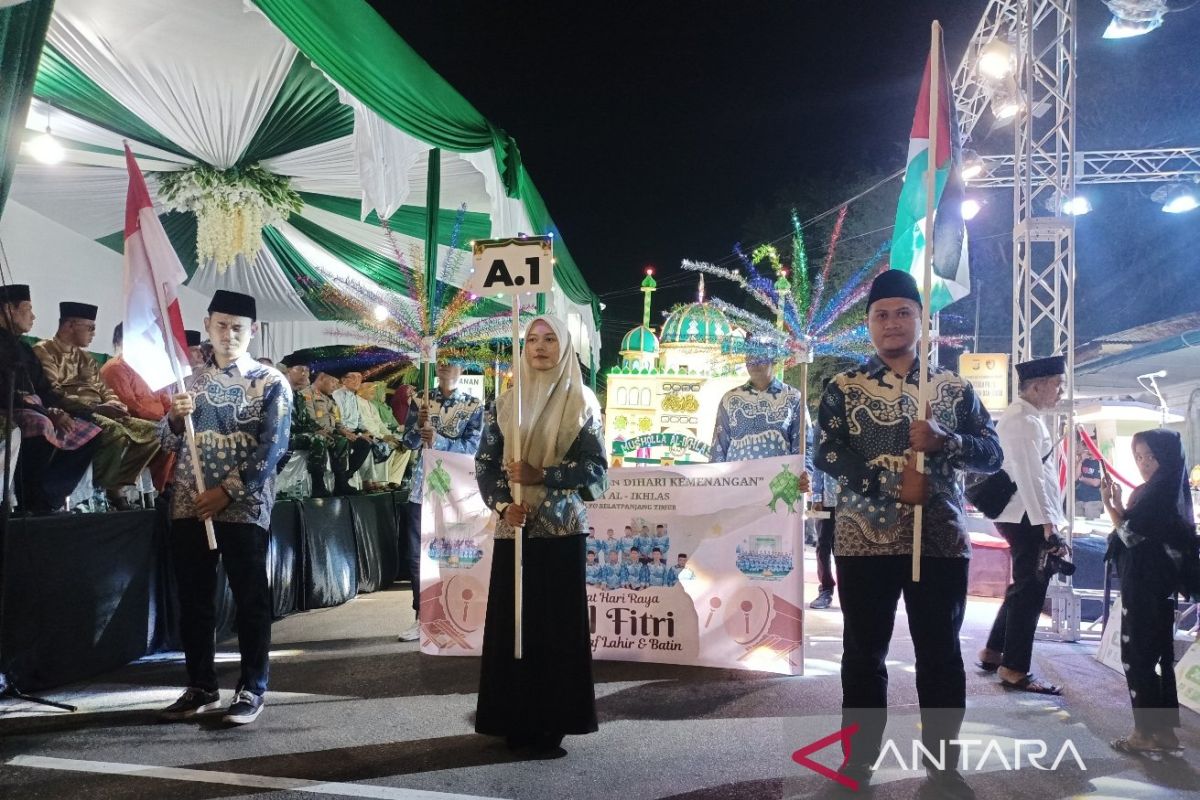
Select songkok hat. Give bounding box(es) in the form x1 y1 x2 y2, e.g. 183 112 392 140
867 269 922 309
0 284 30 304
207 290 256 321
1015 355 1066 381
60 301 98 320
185 329 202 347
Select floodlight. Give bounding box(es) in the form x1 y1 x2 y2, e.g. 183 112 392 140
978 39 1015 80
1154 183 1200 214
961 198 983 221
991 88 1024 122
373 304 389 321
1102 0 1167 38
1062 196 1092 216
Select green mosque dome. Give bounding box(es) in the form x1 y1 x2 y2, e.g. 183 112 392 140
620 325 660 354
660 303 733 346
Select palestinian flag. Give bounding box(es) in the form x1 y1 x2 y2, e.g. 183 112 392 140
890 38 970 313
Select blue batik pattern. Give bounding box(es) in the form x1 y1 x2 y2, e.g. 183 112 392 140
402 387 483 499
710 378 813 471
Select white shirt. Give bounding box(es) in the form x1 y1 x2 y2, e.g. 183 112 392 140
994 397 1064 526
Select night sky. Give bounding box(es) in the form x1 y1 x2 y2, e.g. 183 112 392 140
370 1 1200 370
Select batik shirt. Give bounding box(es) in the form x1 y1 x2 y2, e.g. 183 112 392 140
644 561 670 587
403 387 484 499
159 353 292 529
710 378 814 472
816 355 1002 559
476 412 609 540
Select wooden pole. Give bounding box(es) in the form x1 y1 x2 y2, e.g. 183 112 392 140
158 283 216 550
913 21 942 583
511 301 524 659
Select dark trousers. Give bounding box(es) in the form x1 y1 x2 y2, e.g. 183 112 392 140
400 501 422 611
170 518 272 695
1116 542 1181 733
837 555 969 768
985 515 1052 673
815 510 836 593
14 434 99 512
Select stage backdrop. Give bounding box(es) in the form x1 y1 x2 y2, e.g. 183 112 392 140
419 451 805 675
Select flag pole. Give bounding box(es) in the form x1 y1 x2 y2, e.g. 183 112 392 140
511 298 524 660
913 20 941 583
157 282 216 551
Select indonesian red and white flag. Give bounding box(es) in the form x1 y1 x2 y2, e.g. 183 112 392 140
122 143 190 391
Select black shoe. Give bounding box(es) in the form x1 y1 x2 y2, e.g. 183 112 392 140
810 590 834 610
333 482 360 496
528 733 567 760
222 689 264 725
160 687 221 720
309 478 331 498
921 768 975 800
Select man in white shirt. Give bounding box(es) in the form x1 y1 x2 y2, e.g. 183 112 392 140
978 355 1068 695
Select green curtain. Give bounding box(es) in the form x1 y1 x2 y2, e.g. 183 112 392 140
32 43 189 158
0 0 54 217
241 53 353 162
298 192 489 249
96 210 200 277
262 226 355 319
251 0 521 194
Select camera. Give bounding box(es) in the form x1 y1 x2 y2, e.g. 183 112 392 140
1040 533 1075 579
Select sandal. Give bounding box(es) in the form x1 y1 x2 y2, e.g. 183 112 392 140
1110 737 1163 759
999 674 1062 695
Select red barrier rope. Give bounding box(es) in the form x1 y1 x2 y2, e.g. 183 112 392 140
1076 425 1138 489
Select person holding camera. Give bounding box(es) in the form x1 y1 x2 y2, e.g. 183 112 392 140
978 355 1068 695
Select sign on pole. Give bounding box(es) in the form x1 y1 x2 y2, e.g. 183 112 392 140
467 236 555 296
958 353 1010 414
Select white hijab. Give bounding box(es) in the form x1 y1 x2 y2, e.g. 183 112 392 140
497 315 600 507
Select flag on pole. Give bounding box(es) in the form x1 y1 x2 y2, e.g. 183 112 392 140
122 144 190 391
890 40 970 313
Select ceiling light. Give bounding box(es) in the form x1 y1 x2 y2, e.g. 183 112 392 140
28 130 64 165
373 304 389 321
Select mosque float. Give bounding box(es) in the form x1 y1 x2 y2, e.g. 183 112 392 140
605 271 748 466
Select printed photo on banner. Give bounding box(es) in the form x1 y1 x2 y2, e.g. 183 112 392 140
419 451 806 675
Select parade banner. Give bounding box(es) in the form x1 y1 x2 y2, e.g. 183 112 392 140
418 451 806 675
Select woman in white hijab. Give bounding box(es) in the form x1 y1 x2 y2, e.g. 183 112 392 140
474 315 607 758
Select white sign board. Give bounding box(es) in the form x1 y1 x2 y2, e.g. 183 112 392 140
457 374 485 402
959 353 1010 414
466 236 554 297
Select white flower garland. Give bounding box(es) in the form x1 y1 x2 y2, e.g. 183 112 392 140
157 165 302 273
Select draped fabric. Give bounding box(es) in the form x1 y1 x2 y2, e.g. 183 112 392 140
0 0 53 216
1 0 599 364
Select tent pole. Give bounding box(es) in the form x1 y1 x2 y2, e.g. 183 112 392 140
422 147 441 410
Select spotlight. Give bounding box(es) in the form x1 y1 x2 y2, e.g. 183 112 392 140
1102 0 1167 39
961 149 984 181
961 198 983 221
29 131 64 165
978 39 1015 80
1051 195 1092 216
373 304 389 321
990 87 1025 122
1153 183 1200 214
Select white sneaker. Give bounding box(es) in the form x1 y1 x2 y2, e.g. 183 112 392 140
397 622 421 642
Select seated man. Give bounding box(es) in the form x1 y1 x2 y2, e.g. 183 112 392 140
356 379 412 489
34 302 160 510
297 371 371 496
100 323 174 491
0 285 101 513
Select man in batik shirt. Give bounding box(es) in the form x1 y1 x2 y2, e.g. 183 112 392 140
816 269 1002 797
34 302 160 510
158 290 292 727
399 358 483 641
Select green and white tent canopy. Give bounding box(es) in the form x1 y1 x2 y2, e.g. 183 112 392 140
1 0 600 363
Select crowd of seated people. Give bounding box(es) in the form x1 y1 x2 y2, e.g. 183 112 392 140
0 283 422 515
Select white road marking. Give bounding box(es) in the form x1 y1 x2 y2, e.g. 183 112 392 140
8 756 510 800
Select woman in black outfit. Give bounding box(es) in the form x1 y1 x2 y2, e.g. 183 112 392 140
1102 429 1199 756
474 315 608 758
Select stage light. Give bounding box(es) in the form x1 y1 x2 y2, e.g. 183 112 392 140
1152 183 1199 214
978 39 1015 80
1062 196 1092 216
961 149 984 181
1102 0 1167 39
29 130 64 165
990 86 1025 123
373 304 389 321
961 198 983 220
